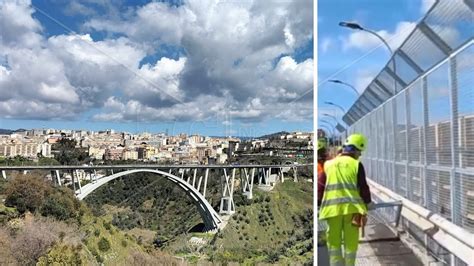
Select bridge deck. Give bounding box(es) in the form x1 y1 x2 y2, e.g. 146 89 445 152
0 163 311 170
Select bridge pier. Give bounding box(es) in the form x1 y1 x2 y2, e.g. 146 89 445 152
75 170 82 194
71 170 76 192
242 168 255 199
202 168 209 198
266 168 270 185
55 170 61 186
219 168 235 215
192 168 197 188
2 170 6 179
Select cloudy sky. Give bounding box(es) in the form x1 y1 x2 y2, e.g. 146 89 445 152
0 0 313 136
318 0 441 132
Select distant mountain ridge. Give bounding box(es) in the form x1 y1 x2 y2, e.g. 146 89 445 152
257 131 289 140
0 128 28 134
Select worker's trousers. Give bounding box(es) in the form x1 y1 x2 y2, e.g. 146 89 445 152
326 214 360 266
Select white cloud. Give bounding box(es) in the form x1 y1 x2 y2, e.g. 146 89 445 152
321 38 333 53
85 1 192 46
0 0 313 124
0 0 43 49
64 0 96 16
93 95 228 122
268 56 313 96
342 21 416 52
123 57 187 104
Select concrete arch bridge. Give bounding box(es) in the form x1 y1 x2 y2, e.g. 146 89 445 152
0 164 311 231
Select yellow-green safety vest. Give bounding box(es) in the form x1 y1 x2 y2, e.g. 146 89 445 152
319 155 367 220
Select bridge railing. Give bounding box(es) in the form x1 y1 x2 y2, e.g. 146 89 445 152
346 41 474 266
343 1 474 265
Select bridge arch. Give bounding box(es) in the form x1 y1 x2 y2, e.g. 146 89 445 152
76 169 223 231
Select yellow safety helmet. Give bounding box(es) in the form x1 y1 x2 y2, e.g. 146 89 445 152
317 138 326 150
345 134 367 152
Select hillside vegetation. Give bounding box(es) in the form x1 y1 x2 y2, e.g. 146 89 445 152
0 168 313 265
0 174 181 265
161 181 313 265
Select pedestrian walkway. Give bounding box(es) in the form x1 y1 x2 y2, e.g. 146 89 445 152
317 201 424 265
318 223 423 266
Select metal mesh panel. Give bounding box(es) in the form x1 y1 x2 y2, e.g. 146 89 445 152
425 0 474 49
375 70 398 95
426 62 452 166
344 43 473 265
456 172 474 232
408 81 424 164
371 82 392 100
408 166 423 205
395 163 407 197
456 44 474 170
392 53 420 85
399 27 447 71
384 100 395 162
368 115 376 159
343 0 473 126
395 93 407 161
339 2 473 263
377 108 384 159
427 169 452 219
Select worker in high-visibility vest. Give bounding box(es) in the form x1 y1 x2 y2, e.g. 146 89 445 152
318 133 372 266
317 138 328 176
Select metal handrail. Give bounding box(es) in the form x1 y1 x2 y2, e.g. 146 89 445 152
317 200 403 232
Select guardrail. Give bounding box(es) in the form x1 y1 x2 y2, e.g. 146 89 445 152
0 163 313 170
369 179 474 265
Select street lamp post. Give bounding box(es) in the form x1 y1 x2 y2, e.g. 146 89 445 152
323 113 344 144
320 120 337 145
323 113 339 125
324 101 347 140
324 101 346 114
339 21 396 91
329 79 360 97
339 22 393 54
320 125 335 143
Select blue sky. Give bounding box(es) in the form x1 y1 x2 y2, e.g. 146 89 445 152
0 0 313 137
318 0 435 133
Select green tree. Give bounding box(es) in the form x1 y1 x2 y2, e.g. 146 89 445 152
40 187 81 221
97 237 111 252
52 139 88 165
4 175 52 213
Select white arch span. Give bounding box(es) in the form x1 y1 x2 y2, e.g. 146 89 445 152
76 169 223 231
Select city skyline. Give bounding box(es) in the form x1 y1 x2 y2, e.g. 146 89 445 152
0 125 312 138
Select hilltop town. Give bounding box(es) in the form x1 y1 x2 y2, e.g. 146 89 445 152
0 129 314 165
